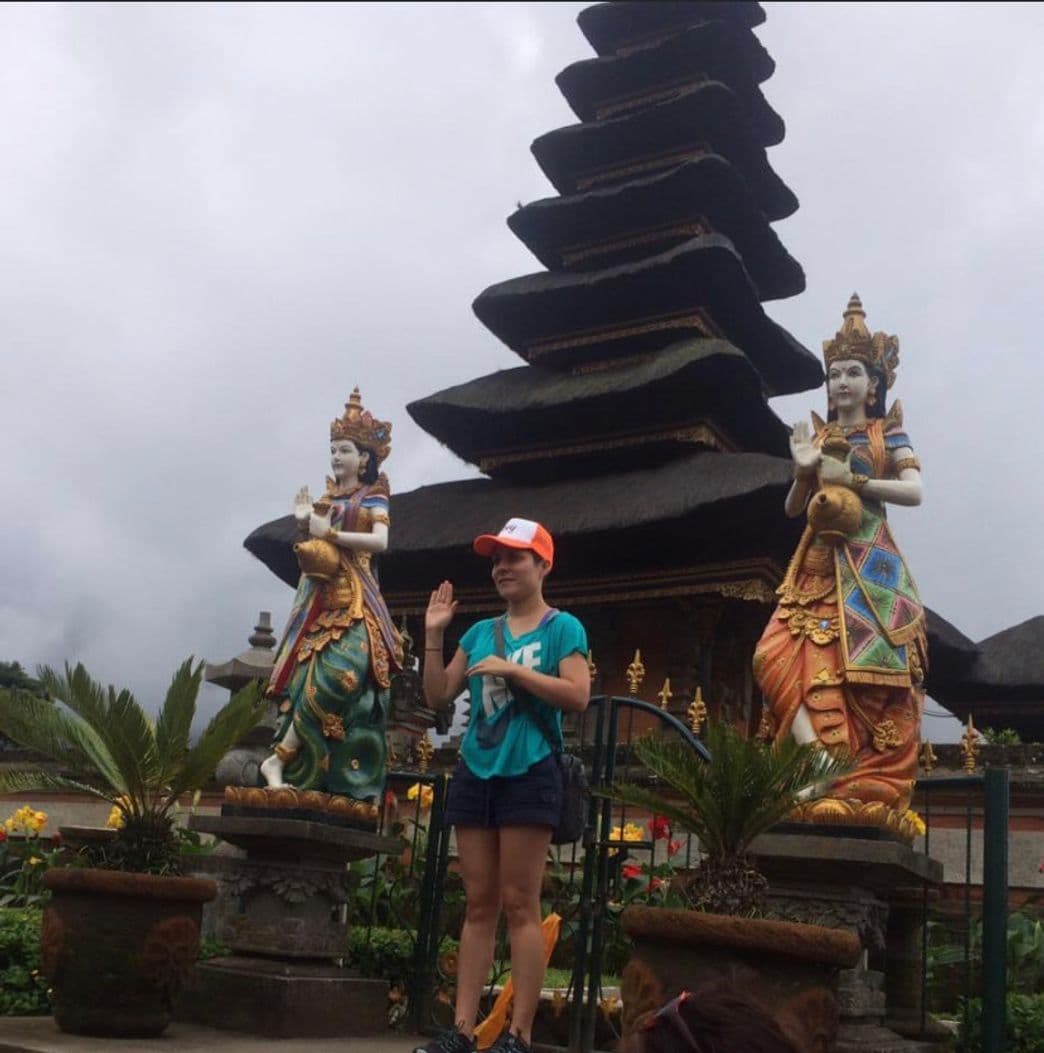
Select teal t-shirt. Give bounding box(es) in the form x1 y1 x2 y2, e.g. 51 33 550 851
458 611 588 778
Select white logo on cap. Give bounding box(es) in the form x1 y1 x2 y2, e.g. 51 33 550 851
500 518 538 542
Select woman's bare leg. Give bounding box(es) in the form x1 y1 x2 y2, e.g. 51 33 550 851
498 825 553 1044
454 826 502 1036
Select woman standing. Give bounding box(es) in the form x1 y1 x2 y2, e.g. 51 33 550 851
419 518 590 1053
259 388 402 811
753 296 926 819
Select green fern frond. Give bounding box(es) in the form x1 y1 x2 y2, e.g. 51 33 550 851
616 722 852 860
167 680 267 800
154 659 203 782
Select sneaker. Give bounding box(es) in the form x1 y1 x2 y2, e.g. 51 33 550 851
488 1031 532 1053
412 1029 476 1053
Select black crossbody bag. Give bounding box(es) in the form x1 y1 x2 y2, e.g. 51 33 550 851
492 614 589 845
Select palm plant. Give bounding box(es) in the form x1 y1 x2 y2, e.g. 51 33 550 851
0 659 267 874
608 720 851 916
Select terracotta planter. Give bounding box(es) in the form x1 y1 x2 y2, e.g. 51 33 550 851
41 867 217 1037
621 905 861 1053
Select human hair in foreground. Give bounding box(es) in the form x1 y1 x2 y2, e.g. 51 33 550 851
619 982 800 1053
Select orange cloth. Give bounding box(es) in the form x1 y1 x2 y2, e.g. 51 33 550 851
473 913 562 1050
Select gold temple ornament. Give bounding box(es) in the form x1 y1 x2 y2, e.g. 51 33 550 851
918 740 937 774
415 733 435 774
657 678 673 711
588 650 598 679
625 649 646 696
755 705 774 743
960 716 979 774
687 686 708 735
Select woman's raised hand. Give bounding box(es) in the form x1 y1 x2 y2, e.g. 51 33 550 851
790 421 821 478
425 581 458 634
293 486 312 525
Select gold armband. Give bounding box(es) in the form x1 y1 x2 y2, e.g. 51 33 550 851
850 473 869 491
893 456 921 473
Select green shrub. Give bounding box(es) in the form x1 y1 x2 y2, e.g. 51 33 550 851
0 908 50 1015
956 994 1044 1053
346 925 458 986
346 926 416 984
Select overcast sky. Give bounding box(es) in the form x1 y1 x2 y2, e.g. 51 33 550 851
2 2 1042 743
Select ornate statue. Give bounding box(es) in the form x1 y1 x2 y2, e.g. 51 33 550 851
753 296 927 833
258 388 403 819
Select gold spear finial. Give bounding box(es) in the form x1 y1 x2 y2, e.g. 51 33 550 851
960 716 979 774
919 740 938 774
625 649 646 696
657 678 673 710
755 705 774 743
416 733 435 774
687 686 708 735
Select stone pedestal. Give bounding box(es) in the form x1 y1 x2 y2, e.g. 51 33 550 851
751 831 945 1053
178 813 404 1038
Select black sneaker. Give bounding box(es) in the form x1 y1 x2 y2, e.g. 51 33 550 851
488 1031 532 1053
412 1029 476 1053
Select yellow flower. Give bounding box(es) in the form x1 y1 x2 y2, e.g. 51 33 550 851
3 807 47 835
406 783 434 811
28 856 42 866
622 822 644 842
106 805 126 830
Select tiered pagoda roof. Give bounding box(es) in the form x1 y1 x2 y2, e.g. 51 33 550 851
247 0 821 612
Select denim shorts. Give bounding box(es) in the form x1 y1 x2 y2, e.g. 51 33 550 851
445 754 562 830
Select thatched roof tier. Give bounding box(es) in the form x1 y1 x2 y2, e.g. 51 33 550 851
922 609 979 693
531 81 796 220
407 339 790 479
244 450 799 597
577 2 765 58
507 157 803 300
471 235 822 396
557 21 781 143
923 614 1044 740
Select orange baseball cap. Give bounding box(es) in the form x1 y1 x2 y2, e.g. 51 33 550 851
473 517 554 567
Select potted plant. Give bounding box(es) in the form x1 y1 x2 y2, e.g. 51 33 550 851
607 721 862 1053
0 659 266 1037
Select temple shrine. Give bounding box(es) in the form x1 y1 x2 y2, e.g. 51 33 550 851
243 1 1039 746
248 0 821 730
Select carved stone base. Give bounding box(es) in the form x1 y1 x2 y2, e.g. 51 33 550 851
178 956 387 1037
752 833 947 1053
186 814 403 960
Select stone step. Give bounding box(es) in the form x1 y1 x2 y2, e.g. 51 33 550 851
836 1023 947 1053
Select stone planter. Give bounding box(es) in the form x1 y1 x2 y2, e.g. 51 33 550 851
621 906 861 1053
41 867 217 1037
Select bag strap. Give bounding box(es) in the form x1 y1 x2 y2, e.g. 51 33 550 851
493 613 562 755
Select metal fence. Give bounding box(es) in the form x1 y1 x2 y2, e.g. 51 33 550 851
917 769 1011 1053
351 721 1014 1053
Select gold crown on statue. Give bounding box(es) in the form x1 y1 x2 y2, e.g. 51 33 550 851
330 387 392 464
822 294 900 389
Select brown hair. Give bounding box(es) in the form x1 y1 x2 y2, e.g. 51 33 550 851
621 982 799 1053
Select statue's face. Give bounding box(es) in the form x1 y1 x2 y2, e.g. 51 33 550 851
827 358 872 413
330 439 365 483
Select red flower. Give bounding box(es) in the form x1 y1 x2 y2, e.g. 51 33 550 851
0 829 6 844
649 815 671 841
621 863 642 881
51 832 62 846
667 839 682 858
648 877 663 891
